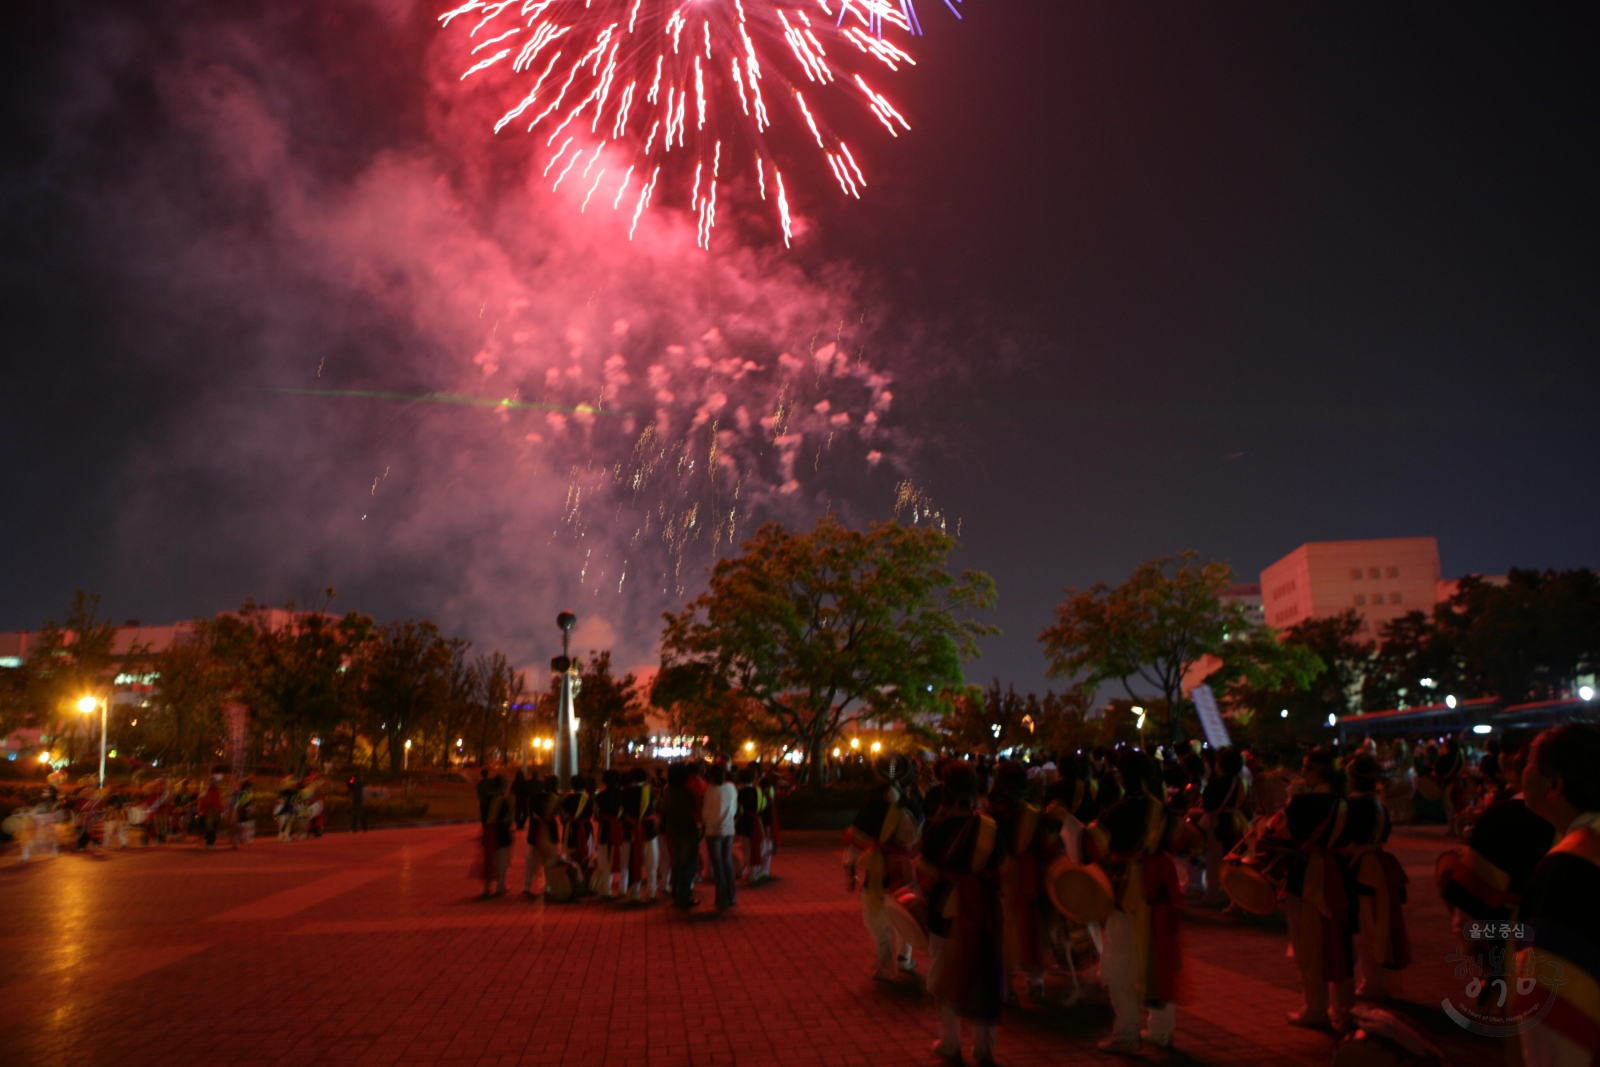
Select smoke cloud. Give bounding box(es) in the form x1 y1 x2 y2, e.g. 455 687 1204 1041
42 0 922 674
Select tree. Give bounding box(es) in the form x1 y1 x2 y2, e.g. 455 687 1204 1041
1224 611 1365 744
214 601 372 772
570 650 644 771
1040 552 1246 745
359 620 449 772
24 591 120 763
649 660 754 756
660 516 997 788
463 650 528 767
1443 570 1600 704
144 629 230 773
1361 609 1462 711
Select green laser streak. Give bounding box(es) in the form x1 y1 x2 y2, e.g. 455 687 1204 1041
267 388 631 418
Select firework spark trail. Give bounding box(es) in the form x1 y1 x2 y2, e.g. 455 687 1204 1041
441 0 959 245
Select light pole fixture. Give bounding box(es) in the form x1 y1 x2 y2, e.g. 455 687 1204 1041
553 611 579 785
77 694 108 788
404 738 412 770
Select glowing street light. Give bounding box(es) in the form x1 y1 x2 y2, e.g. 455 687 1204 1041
77 694 108 788
849 738 860 750
744 741 755 753
404 738 412 770
1445 695 1458 709
870 741 882 754
1581 685 1595 702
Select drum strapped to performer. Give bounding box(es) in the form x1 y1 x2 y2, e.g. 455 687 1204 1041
1045 854 1114 925
1219 820 1290 915
545 859 579 902
882 889 931 960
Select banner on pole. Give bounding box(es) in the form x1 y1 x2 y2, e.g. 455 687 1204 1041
1189 684 1232 750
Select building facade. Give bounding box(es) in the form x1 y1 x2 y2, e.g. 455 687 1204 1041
1260 537 1443 637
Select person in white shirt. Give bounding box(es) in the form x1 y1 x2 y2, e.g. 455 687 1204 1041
702 763 739 909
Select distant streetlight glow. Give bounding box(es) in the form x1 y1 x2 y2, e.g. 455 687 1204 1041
744 741 755 753
1472 724 1492 735
1280 709 1289 719
870 741 882 753
849 738 860 750
1581 686 1595 702
1445 695 1458 709
77 695 98 714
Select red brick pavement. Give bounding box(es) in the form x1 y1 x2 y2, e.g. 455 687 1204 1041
0 824 1506 1067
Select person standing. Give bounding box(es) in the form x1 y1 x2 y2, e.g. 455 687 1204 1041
920 762 1003 1067
844 755 920 979
1200 749 1249 908
196 776 225 849
594 769 628 899
758 769 780 881
1278 748 1356 1032
735 767 765 882
524 774 565 898
230 778 255 848
479 775 514 898
702 763 739 909
988 761 1052 1006
1342 755 1410 1001
662 763 702 909
562 775 597 892
1516 723 1600 1067
347 773 368 833
622 767 660 903
1084 751 1183 1053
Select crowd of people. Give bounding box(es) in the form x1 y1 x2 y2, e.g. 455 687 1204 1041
467 761 784 909
5 772 261 856
841 722 1600 1067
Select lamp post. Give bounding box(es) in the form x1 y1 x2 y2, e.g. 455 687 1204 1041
404 739 411 771
552 611 580 785
77 694 108 788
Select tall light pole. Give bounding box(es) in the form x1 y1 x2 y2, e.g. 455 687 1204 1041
77 694 108 788
553 611 580 785
403 739 411 771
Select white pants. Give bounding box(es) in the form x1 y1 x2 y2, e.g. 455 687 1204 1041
1286 894 1354 1025
863 897 914 970
1101 909 1175 1043
595 843 628 897
629 839 659 900
758 832 773 878
929 934 995 1059
1354 895 1400 998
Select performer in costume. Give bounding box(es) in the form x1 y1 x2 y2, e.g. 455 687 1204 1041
478 775 514 897
1200 749 1250 908
524 774 564 897
736 767 766 883
1342 755 1411 1001
988 762 1053 1005
1516 723 1600 1067
1433 737 1469 838
621 767 659 902
561 774 597 891
196 775 225 849
594 769 628 899
919 762 1003 1067
1083 750 1183 1052
758 769 780 881
1440 752 1555 924
1275 747 1357 1031
844 753 922 980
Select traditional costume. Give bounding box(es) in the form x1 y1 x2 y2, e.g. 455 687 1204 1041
845 766 921 978
562 781 596 889
1084 790 1183 1050
594 777 628 899
622 774 659 902
1281 788 1356 1029
524 779 566 897
919 803 1003 1065
1200 770 1249 907
989 789 1052 1002
758 773 780 880
1517 811 1600 1067
1343 787 1411 1000
737 776 766 882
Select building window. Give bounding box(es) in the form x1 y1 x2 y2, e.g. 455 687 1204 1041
1367 567 1381 580
1386 566 1399 578
1351 568 1363 580
1390 592 1402 604
1354 594 1367 606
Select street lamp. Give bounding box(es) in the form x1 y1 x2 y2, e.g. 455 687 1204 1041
553 611 579 784
76 697 106 790
404 738 411 770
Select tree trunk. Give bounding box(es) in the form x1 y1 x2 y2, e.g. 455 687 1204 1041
806 732 827 790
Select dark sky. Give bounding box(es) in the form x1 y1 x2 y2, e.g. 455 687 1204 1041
2 1 1596 693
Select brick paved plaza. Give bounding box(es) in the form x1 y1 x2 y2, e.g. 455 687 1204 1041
0 824 1501 1067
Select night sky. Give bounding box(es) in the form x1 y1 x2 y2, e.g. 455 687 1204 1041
2 1 1596 694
